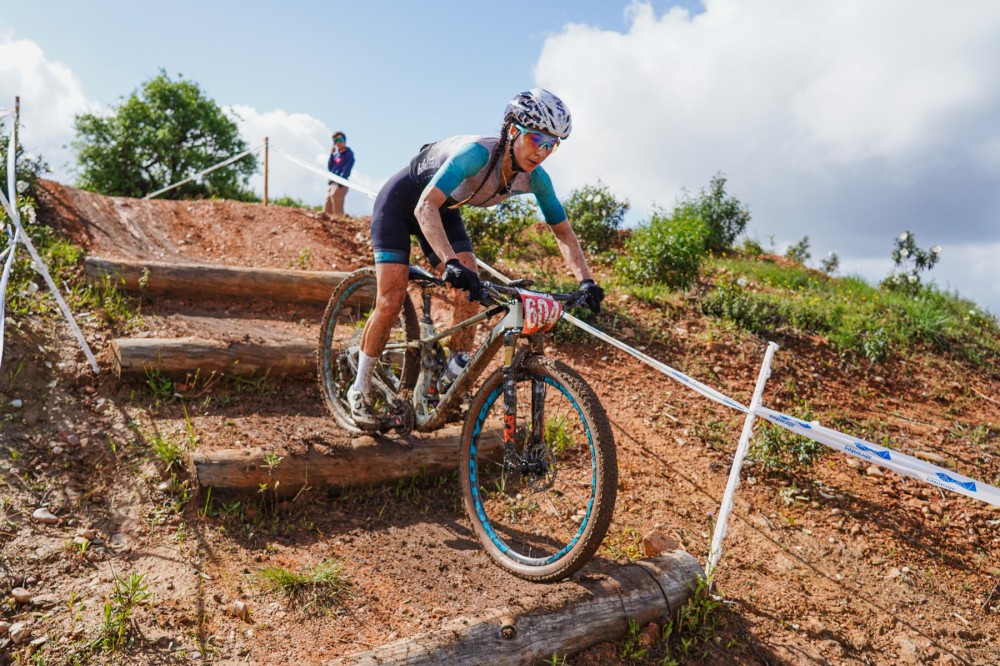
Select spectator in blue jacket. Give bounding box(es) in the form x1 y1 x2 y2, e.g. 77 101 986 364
325 131 355 218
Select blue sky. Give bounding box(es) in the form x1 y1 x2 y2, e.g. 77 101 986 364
2 0 999 316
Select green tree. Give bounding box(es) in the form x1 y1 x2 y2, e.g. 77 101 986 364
561 181 629 258
675 172 750 252
73 71 258 200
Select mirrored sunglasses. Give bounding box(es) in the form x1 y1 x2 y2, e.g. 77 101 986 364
514 123 560 153
333 136 346 143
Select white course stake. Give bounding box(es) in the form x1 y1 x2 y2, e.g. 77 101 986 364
1 107 99 373
706 341 778 584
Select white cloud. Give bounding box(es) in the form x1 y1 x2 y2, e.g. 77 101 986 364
534 0 1000 314
0 36 93 179
228 105 376 216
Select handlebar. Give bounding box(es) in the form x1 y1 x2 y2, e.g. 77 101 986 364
407 267 587 310
478 281 588 309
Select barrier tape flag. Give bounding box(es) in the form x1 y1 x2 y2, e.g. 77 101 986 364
270 145 378 200
754 406 1000 507
144 144 263 200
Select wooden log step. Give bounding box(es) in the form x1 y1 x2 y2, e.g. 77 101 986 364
329 550 705 665
191 425 500 496
85 256 360 303
111 336 314 378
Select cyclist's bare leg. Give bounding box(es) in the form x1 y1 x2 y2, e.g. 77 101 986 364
359 262 410 359
447 251 479 352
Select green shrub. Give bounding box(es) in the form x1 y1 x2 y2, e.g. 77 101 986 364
700 279 781 335
615 209 708 290
740 237 765 257
270 195 312 209
463 197 540 263
785 236 811 265
561 181 629 258
882 230 940 294
749 404 826 472
675 173 750 252
821 251 840 275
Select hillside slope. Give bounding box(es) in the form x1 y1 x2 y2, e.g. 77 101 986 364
0 180 998 664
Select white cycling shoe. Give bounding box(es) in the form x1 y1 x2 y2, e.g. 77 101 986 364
347 388 379 429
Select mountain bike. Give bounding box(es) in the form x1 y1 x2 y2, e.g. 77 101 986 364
317 265 617 582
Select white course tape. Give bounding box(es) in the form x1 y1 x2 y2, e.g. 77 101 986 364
144 144 263 200
270 145 378 200
563 311 749 414
754 406 1000 507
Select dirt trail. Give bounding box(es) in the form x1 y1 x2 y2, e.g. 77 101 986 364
0 180 997 664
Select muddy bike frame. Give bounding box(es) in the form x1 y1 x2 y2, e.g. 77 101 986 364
377 265 581 434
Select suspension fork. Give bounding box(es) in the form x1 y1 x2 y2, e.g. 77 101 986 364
502 332 519 452
501 333 548 473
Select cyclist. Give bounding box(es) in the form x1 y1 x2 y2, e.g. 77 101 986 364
348 88 604 428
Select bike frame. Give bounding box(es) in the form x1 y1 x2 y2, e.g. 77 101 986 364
381 283 545 433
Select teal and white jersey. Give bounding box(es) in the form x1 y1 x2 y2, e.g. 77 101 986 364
408 135 567 224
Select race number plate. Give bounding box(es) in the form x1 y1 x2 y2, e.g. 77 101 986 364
519 291 563 335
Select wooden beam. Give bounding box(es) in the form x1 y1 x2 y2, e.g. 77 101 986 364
111 336 314 378
328 550 705 665
85 256 359 303
191 425 499 494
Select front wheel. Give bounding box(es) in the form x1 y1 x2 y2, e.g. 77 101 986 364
317 267 419 433
459 355 617 582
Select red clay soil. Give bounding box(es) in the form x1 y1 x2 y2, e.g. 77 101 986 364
0 179 998 665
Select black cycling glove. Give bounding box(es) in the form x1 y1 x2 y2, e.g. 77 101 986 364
442 259 482 301
579 279 605 314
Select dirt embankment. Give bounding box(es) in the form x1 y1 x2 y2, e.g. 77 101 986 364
0 180 998 665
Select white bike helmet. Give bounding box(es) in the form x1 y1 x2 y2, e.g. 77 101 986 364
504 88 572 139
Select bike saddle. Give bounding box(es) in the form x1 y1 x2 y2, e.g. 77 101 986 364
408 265 443 285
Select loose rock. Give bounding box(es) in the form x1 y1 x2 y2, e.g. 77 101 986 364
32 507 59 524
9 621 30 645
642 530 679 557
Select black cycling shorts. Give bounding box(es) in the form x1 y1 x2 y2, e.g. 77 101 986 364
370 167 473 267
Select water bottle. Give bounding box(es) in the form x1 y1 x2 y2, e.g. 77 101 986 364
437 352 470 395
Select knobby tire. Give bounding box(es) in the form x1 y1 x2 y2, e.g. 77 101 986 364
459 355 617 582
316 267 419 433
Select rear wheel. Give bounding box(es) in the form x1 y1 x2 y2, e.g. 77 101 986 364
317 267 419 433
459 355 617 582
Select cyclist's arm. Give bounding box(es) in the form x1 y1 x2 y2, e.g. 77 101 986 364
414 187 457 265
530 168 593 282
415 143 489 265
549 220 593 282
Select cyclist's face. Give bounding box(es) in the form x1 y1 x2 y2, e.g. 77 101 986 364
510 126 557 172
